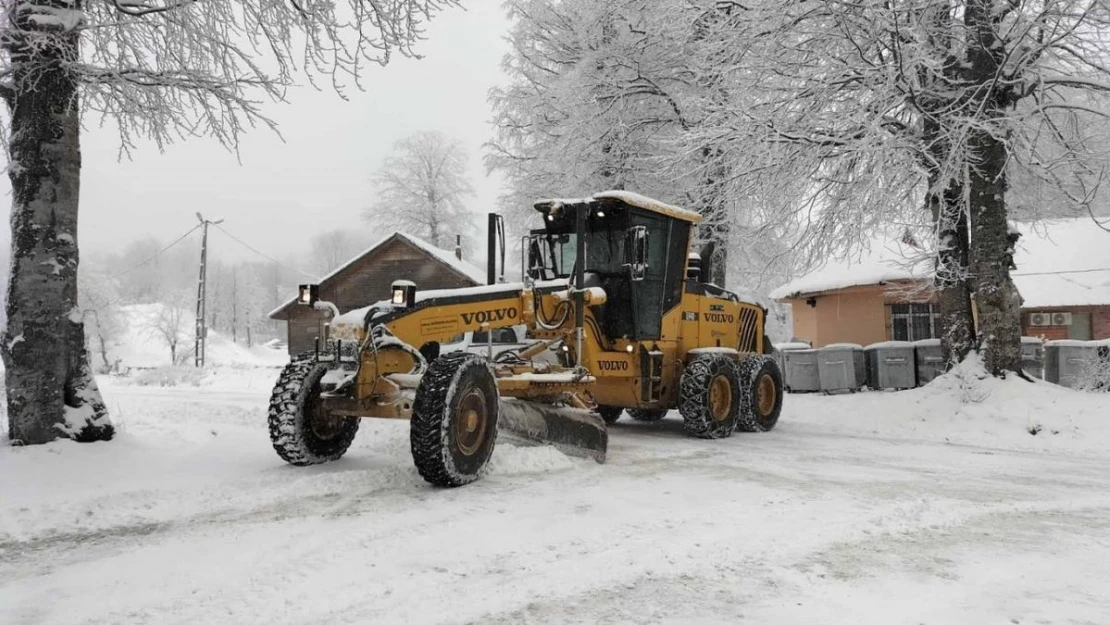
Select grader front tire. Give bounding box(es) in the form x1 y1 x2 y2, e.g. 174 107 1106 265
410 352 500 487
268 354 360 466
679 353 741 439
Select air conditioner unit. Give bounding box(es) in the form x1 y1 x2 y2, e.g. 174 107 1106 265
1029 312 1051 327
1051 312 1073 326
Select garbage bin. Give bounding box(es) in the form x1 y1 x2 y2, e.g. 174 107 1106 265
773 341 811 381
1020 336 1045 379
1045 340 1109 389
865 341 917 390
782 348 820 392
914 338 945 385
817 343 866 392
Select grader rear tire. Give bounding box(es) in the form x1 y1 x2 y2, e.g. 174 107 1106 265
596 405 623 425
627 408 667 422
410 352 499 487
268 354 360 466
679 353 741 439
736 356 784 432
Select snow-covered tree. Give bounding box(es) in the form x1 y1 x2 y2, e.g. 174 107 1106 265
488 0 694 232
364 131 475 250
77 260 123 373
0 0 460 445
309 228 373 276
144 293 191 365
694 0 1110 375
488 0 797 287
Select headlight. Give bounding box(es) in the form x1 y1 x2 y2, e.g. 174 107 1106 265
391 280 417 308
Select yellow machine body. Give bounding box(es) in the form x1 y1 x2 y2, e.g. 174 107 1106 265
317 193 768 421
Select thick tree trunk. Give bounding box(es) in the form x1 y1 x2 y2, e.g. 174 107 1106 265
930 183 977 366
918 3 976 368
966 135 1023 375
1 1 113 444
964 0 1023 376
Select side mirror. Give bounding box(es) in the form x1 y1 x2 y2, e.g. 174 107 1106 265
623 226 649 281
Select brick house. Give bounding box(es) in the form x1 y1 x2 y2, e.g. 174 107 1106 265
269 232 486 355
770 218 1110 346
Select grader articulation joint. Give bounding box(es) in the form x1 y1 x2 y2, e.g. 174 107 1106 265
267 191 783 487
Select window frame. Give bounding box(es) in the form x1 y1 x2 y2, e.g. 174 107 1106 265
888 302 941 341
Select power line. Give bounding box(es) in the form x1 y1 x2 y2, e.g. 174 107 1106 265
109 224 202 279
211 223 317 279
1012 267 1110 277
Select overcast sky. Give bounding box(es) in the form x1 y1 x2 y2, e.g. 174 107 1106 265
1 3 510 270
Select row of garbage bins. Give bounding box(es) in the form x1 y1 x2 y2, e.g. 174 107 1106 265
774 338 1110 392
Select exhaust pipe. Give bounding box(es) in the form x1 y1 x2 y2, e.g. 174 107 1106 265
487 213 505 285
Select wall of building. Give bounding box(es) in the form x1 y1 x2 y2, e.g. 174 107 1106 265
782 283 936 348
1097 308 1110 339
785 284 925 347
790 302 818 345
1021 306 1110 341
784 290 1110 349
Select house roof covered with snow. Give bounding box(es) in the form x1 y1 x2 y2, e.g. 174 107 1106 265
770 217 1110 308
768 236 933 300
1011 218 1110 308
268 232 487 319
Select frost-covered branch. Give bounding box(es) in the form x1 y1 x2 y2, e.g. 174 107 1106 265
0 0 461 155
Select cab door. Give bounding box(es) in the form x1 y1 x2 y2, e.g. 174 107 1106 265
628 211 669 340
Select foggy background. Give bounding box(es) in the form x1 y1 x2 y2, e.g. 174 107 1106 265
0 3 508 268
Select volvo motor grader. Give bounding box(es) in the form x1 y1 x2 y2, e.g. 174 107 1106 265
268 191 784 486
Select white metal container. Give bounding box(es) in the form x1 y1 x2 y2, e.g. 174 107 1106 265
913 338 945 385
817 343 866 392
1020 336 1045 379
1044 339 1110 389
865 341 917 390
782 348 820 392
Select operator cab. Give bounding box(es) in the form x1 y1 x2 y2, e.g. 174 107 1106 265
527 192 699 341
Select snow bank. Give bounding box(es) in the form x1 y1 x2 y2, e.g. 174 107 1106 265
110 304 288 371
788 354 1110 455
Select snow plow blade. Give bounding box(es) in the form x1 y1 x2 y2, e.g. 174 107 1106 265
497 400 608 463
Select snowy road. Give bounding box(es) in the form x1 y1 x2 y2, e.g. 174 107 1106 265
3 375 1109 624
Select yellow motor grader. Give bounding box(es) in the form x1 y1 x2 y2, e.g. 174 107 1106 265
268 191 784 486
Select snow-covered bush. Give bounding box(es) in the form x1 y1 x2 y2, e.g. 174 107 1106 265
1073 350 1110 393
131 366 206 388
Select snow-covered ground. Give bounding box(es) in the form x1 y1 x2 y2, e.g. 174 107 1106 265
3 362 1110 624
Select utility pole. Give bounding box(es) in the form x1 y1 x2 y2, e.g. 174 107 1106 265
195 212 224 367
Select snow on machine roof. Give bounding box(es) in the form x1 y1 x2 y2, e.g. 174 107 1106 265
534 190 702 224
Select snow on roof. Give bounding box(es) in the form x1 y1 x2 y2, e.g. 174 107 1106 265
533 191 702 223
770 217 1110 308
768 237 931 300
1011 218 1110 308
267 232 487 318
591 190 702 223
394 232 488 284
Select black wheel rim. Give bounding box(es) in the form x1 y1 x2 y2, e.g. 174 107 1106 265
307 381 345 440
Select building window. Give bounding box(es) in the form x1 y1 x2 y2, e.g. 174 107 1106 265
889 303 940 341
